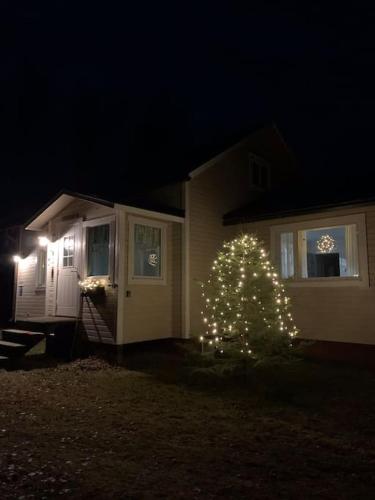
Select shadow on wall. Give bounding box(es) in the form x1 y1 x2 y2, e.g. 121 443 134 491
0 226 23 326
80 289 117 344
0 260 13 325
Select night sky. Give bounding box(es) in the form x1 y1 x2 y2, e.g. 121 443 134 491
1 2 374 226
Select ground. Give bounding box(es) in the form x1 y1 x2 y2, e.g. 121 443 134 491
0 345 375 499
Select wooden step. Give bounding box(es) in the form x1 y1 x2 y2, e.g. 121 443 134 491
2 329 44 336
0 340 27 357
2 329 44 347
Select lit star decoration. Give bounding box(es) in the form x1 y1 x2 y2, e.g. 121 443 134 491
200 234 298 359
316 234 335 253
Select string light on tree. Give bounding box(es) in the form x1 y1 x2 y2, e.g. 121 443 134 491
200 234 298 362
316 234 335 253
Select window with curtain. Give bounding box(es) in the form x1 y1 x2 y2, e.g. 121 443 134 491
133 223 162 278
274 217 363 284
87 224 110 276
299 225 359 278
280 232 294 278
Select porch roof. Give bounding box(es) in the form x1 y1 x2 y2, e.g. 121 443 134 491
25 189 184 231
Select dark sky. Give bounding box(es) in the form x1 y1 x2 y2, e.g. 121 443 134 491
1 2 375 225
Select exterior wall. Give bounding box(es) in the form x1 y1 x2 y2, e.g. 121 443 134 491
15 198 118 344
117 207 182 344
48 198 118 343
187 139 293 336
15 249 45 319
187 129 297 337
147 182 184 210
225 204 375 346
80 285 117 344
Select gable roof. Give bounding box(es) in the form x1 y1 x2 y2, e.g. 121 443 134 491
4 123 294 230
187 122 296 179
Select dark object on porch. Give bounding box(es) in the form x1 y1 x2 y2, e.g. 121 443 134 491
45 329 76 358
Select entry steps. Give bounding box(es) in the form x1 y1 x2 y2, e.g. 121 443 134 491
0 329 45 363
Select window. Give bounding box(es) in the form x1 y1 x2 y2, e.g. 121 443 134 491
272 214 368 287
299 225 358 278
63 236 74 267
83 216 115 281
129 217 166 284
36 248 47 288
249 154 270 190
280 232 294 279
87 224 110 276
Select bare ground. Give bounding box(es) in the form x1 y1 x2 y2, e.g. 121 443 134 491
0 347 375 499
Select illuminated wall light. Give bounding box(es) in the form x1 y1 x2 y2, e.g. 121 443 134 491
13 255 21 263
38 236 50 247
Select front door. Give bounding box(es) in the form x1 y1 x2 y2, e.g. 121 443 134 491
56 224 81 317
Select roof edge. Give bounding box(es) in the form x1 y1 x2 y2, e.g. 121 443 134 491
223 196 375 226
188 121 278 179
25 189 115 230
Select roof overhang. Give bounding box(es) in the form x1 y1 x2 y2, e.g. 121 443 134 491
223 197 375 226
25 190 114 231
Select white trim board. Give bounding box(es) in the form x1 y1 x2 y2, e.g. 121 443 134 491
115 203 184 224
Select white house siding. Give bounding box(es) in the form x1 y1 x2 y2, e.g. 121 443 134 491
16 197 118 343
119 211 182 344
48 198 118 343
80 285 117 344
15 250 45 319
188 146 266 336
225 204 375 346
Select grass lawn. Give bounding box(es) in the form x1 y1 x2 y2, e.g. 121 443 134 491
0 345 375 499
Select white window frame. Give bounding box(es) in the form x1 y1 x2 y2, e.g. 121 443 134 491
35 246 47 290
128 215 167 285
270 213 369 287
82 215 116 283
249 153 270 191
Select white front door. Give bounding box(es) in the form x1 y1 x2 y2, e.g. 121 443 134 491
56 224 81 317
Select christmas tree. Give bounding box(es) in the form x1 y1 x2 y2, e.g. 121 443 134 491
200 234 298 362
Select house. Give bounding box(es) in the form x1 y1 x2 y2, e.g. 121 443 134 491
9 124 295 348
9 123 375 361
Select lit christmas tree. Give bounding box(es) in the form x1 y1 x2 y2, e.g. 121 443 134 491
200 234 298 362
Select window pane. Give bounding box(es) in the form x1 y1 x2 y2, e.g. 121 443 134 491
63 236 74 267
280 232 294 278
252 163 260 185
87 225 110 276
300 225 358 278
260 165 268 189
37 248 47 287
134 224 161 277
